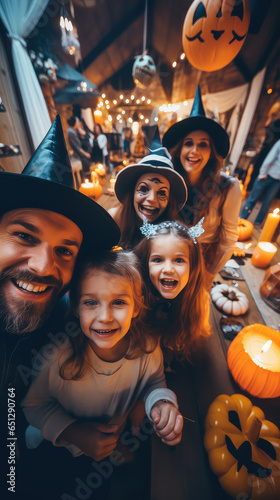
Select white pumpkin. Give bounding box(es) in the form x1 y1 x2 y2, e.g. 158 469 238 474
132 54 156 88
211 284 249 316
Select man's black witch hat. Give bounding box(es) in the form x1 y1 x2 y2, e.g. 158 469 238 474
0 115 120 252
162 85 229 158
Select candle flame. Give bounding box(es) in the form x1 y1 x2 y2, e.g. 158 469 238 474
261 340 272 353
98 164 103 169
273 208 280 215
85 179 89 184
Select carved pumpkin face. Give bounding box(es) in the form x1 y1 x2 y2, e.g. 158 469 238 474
132 54 156 88
182 0 250 72
204 394 280 499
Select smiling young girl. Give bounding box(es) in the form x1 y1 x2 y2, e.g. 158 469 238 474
108 128 187 248
22 250 183 462
135 220 211 360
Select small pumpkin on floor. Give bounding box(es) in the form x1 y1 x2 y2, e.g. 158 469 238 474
204 393 280 499
238 218 254 241
211 283 249 315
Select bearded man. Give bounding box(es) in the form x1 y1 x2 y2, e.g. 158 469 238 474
0 115 119 444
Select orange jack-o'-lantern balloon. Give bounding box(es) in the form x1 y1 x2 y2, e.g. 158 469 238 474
182 0 251 72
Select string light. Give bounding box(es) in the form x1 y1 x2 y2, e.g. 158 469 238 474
147 99 151 104
131 95 135 100
141 96 145 101
125 98 129 103
120 94 124 99
159 103 180 112
102 93 106 98
172 61 177 68
105 100 109 104
136 99 140 104
113 99 117 105
180 53 186 60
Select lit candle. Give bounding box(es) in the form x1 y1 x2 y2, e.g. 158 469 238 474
79 179 96 198
94 164 106 185
107 177 116 195
91 170 99 183
243 334 280 371
251 242 277 268
258 208 280 242
227 324 280 398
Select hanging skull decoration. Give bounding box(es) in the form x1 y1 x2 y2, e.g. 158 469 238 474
182 0 250 72
132 54 156 88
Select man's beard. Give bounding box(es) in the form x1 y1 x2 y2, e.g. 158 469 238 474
0 268 62 335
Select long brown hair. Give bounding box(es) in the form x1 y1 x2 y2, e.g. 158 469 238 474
60 250 156 380
170 136 231 221
115 184 179 249
135 221 211 359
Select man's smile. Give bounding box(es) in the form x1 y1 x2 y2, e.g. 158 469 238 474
13 279 51 294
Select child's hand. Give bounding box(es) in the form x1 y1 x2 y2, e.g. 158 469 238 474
60 421 119 461
150 401 183 446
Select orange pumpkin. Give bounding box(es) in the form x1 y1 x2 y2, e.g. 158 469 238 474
204 394 280 499
238 218 254 241
182 0 250 72
227 325 280 399
92 181 103 200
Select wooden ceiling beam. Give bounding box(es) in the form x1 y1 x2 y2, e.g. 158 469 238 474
77 1 145 72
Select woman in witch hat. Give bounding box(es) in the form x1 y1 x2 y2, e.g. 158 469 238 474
163 86 242 288
108 127 188 248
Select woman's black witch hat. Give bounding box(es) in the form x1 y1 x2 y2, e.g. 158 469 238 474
162 85 229 158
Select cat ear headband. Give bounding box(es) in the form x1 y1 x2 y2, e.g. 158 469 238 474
140 217 205 243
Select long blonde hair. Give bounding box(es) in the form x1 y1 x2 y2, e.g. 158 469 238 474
135 221 211 359
60 250 156 380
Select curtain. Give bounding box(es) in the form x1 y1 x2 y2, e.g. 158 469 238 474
0 0 51 148
228 67 266 172
162 84 249 154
